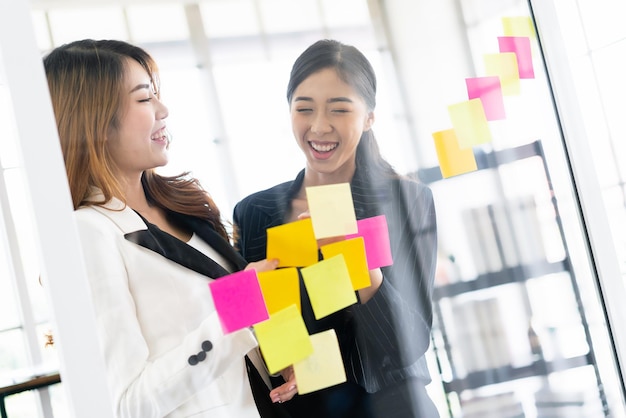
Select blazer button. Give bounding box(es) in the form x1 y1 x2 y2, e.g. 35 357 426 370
197 351 207 362
188 354 199 366
201 340 213 352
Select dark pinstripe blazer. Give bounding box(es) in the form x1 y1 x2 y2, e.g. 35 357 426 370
233 166 437 394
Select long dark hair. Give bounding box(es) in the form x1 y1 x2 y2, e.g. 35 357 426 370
44 39 228 239
287 39 397 178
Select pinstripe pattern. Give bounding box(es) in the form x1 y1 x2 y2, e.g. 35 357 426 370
233 166 437 401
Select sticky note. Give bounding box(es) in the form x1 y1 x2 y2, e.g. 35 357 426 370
498 36 534 79
321 237 370 290
293 329 347 394
432 129 478 178
253 305 313 375
502 16 535 39
484 52 520 96
447 99 493 148
466 76 506 121
345 215 393 269
266 218 318 267
208 269 269 334
257 267 301 314
301 254 357 319
306 183 358 239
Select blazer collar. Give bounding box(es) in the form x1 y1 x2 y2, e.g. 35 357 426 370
87 195 243 279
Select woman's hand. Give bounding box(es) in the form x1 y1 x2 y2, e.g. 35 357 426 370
269 366 298 404
245 258 279 273
358 268 383 303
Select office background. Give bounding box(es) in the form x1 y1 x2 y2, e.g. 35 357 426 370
1 0 625 416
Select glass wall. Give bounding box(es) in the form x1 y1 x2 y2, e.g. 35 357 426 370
0 0 623 416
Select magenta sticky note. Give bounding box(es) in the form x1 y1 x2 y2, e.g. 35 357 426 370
498 36 534 79
345 215 393 269
465 76 506 121
209 269 269 334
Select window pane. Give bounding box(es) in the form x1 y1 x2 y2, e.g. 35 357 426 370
47 7 127 45
200 0 260 38
258 0 322 33
126 3 189 43
0 329 28 372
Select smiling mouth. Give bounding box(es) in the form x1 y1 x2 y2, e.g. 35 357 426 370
151 128 168 142
309 141 338 153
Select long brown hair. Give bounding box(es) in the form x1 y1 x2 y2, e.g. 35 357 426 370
43 39 227 238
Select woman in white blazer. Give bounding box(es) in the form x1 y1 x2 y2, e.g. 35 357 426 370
43 39 287 418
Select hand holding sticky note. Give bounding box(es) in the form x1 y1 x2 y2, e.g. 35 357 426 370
208 269 269 334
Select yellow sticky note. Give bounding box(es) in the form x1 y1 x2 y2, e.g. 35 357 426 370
253 305 313 375
267 218 318 267
433 129 478 178
484 52 520 96
320 237 371 290
301 254 357 319
447 99 492 149
305 183 358 239
502 16 535 39
257 268 301 315
293 329 347 394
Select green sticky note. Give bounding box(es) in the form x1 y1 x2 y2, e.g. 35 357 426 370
253 304 313 375
293 329 347 394
301 254 357 319
320 237 371 290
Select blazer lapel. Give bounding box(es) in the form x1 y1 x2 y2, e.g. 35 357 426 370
90 196 245 279
171 212 248 272
124 220 232 279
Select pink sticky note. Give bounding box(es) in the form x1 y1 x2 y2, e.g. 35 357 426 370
498 36 534 79
345 215 393 269
208 270 269 334
465 77 506 121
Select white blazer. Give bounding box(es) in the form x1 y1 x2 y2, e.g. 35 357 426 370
74 196 264 418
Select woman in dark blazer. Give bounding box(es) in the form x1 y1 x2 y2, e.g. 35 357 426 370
44 39 281 418
233 39 439 418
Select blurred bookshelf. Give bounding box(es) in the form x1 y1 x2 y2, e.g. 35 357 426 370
413 140 609 417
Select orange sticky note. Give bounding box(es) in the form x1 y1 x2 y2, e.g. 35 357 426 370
433 129 478 178
484 52 520 96
293 329 347 394
301 254 357 319
320 237 371 290
447 99 492 148
257 268 301 315
306 183 358 239
266 218 318 267
502 16 535 39
253 305 313 375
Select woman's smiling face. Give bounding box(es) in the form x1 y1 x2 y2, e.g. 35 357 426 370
106 58 169 181
290 67 374 183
